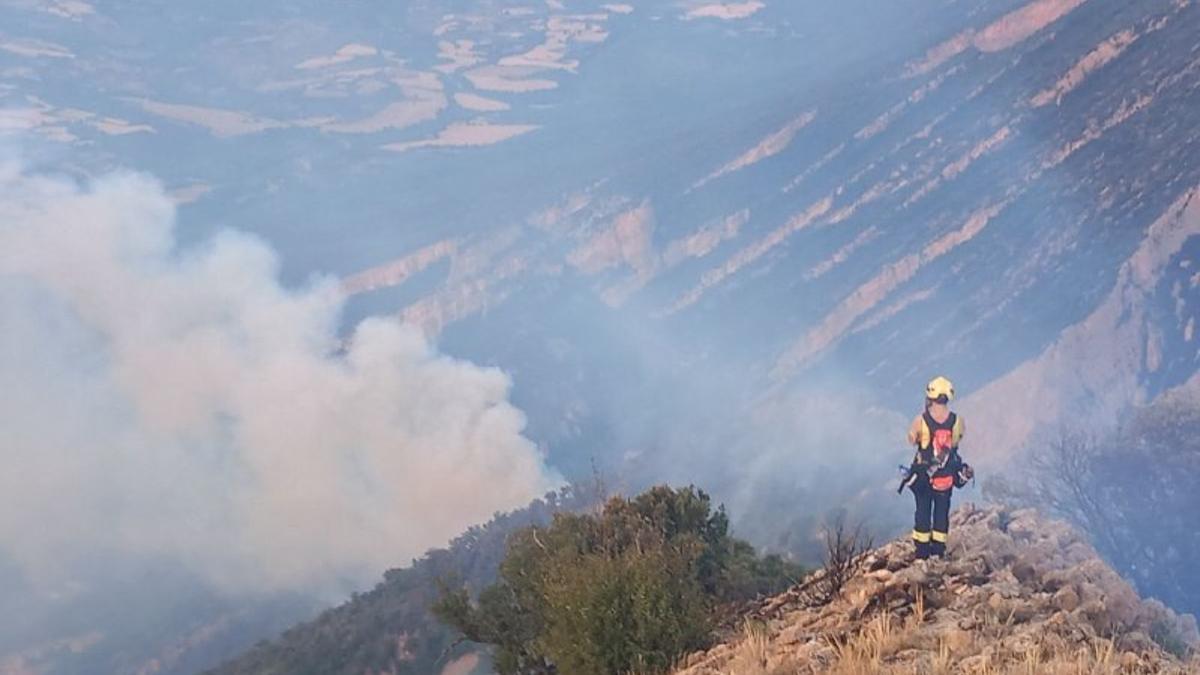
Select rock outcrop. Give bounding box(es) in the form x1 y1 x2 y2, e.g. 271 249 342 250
675 505 1199 674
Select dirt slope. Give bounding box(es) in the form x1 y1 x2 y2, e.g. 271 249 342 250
674 505 1200 674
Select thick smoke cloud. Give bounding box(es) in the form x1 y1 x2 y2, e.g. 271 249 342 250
623 373 914 558
0 163 559 593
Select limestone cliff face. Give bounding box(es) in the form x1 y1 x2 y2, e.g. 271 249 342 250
962 187 1200 465
674 505 1200 674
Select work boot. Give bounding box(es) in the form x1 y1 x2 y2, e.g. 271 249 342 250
915 541 931 560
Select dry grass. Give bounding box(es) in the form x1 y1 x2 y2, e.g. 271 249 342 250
825 605 930 675
725 621 771 674
913 589 926 627
813 609 1169 675
931 639 953 675
975 637 1120 675
820 590 931 675
700 600 1198 675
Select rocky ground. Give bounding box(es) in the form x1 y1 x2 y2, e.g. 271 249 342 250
674 505 1200 674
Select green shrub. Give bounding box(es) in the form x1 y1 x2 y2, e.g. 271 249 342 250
434 485 803 675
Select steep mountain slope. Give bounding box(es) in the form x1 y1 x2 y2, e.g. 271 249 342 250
324 0 1200 485
963 185 1200 462
0 588 317 675
204 488 588 675
674 505 1200 674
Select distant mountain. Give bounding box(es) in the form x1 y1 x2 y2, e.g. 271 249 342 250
0 579 320 675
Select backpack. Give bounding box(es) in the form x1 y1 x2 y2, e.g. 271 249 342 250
917 411 963 458
917 412 964 492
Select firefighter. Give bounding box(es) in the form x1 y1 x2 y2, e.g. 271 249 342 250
904 376 973 559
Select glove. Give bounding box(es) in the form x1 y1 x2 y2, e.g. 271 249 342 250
954 464 974 488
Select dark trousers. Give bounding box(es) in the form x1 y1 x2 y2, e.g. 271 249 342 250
912 484 951 558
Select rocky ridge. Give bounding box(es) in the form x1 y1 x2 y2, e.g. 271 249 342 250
674 505 1200 674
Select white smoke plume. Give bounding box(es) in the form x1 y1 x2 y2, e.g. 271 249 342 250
0 162 559 593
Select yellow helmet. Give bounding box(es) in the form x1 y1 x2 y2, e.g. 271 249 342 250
925 376 955 402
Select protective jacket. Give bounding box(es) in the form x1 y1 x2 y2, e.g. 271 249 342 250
907 409 969 558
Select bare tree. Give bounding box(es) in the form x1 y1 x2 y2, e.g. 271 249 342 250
805 513 874 604
983 407 1200 622
1028 431 1132 571
586 456 610 514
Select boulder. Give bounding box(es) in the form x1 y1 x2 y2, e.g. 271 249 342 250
1053 586 1080 612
